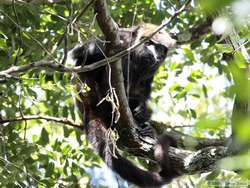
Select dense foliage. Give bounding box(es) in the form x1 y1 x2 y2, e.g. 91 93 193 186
0 0 249 187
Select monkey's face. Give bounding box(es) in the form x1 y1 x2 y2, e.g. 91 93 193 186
128 41 168 83
145 41 168 63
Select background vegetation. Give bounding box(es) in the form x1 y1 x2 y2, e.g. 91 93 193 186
0 0 249 187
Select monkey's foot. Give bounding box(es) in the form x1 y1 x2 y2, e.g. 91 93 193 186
136 122 157 145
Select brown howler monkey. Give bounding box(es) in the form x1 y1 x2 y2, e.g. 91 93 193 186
69 23 177 187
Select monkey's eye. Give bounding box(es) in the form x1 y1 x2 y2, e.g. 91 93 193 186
145 40 154 45
156 45 168 55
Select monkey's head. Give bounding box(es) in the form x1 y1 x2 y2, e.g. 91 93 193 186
119 22 176 52
137 23 176 63
119 23 176 83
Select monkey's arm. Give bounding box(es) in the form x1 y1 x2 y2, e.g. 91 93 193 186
71 41 106 67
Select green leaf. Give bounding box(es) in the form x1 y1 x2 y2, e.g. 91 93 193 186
25 87 37 99
183 48 195 62
63 126 72 137
45 162 55 177
0 38 6 49
215 43 233 53
38 127 49 146
202 84 208 98
175 90 187 99
234 51 247 68
169 83 182 92
198 0 233 14
189 108 197 118
63 159 69 176
195 116 225 130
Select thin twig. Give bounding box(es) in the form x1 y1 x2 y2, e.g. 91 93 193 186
16 84 27 139
0 156 46 187
0 115 82 129
72 0 95 24
12 0 23 65
51 0 95 63
0 10 58 62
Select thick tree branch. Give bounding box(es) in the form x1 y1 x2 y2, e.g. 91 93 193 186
93 0 136 133
152 121 228 150
165 146 228 176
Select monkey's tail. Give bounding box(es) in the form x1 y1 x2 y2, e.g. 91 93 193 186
87 119 171 187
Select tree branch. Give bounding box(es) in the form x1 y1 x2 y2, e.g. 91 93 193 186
0 114 228 152
0 0 192 82
0 0 64 4
152 121 228 150
0 114 238 178
0 115 82 129
93 0 136 134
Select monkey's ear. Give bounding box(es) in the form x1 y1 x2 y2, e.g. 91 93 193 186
130 23 143 35
118 25 139 47
132 23 146 44
118 23 145 46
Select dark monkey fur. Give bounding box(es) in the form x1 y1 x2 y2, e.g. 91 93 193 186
69 23 177 187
